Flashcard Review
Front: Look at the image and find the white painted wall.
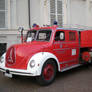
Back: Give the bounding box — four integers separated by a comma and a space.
16, 0, 29, 29
10, 0, 17, 29
30, 0, 50, 27
86, 0, 92, 26
6, 0, 92, 29
62, 0, 92, 27
30, 0, 41, 26
10, 0, 29, 29
67, 0, 87, 26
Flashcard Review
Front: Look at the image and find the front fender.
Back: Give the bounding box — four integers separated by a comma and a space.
27, 52, 60, 76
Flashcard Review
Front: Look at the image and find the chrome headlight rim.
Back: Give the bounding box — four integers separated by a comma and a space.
30, 60, 35, 68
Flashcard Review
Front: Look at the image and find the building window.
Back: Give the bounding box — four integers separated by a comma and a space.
50, 0, 62, 26
0, 0, 7, 28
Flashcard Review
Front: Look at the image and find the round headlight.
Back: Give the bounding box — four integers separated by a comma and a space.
30, 60, 35, 68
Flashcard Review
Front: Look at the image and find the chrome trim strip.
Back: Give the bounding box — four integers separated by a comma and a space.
53, 47, 80, 51
53, 48, 70, 51
54, 41, 79, 44
59, 59, 77, 64
61, 64, 81, 72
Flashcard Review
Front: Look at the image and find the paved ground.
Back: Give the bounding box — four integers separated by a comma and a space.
0, 64, 92, 92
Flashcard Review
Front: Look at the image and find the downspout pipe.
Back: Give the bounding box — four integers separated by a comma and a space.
28, 0, 31, 28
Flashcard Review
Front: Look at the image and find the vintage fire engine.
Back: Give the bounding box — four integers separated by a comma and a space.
0, 24, 92, 85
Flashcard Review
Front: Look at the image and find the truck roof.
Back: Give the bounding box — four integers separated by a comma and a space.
38, 26, 84, 31
30, 25, 92, 32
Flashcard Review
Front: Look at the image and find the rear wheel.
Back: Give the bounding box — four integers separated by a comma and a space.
82, 51, 91, 63
36, 60, 57, 86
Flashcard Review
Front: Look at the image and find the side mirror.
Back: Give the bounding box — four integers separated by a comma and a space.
18, 27, 24, 43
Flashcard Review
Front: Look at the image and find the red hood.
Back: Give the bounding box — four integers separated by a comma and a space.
5, 41, 50, 69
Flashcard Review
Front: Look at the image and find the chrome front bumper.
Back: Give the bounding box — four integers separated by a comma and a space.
0, 68, 35, 77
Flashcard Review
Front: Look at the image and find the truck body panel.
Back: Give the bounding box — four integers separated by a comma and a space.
80, 30, 92, 47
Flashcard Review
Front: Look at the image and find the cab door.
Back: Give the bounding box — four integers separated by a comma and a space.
53, 30, 80, 70
53, 30, 68, 63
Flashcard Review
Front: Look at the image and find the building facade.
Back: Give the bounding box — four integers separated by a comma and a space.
0, 0, 92, 56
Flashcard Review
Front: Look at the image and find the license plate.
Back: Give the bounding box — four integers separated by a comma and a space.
4, 73, 12, 78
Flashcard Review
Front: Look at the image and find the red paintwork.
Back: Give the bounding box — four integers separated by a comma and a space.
6, 47, 16, 65
82, 52, 90, 62
5, 25, 92, 71
80, 30, 92, 47
29, 25, 40, 31
6, 41, 51, 69
52, 29, 80, 69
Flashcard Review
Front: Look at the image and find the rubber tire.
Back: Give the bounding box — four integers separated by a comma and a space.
36, 60, 57, 86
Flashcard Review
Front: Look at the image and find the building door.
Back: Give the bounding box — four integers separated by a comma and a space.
0, 43, 7, 56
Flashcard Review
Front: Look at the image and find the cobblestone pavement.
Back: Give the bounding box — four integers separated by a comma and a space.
0, 65, 92, 92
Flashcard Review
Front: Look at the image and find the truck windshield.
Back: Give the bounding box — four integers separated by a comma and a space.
26, 30, 37, 42
36, 30, 52, 41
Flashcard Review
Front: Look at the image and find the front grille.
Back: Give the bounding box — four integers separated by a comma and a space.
6, 47, 16, 65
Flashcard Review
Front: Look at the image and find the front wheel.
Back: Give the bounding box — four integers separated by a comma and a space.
36, 60, 57, 86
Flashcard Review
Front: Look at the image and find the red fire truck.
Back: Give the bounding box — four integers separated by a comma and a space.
0, 24, 92, 85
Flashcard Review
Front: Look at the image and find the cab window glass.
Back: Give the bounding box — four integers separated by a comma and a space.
26, 30, 37, 42
55, 31, 65, 41
69, 32, 76, 41
36, 30, 52, 41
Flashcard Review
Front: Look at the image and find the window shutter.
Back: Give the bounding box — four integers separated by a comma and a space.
50, 0, 55, 14
57, 0, 62, 25
50, 0, 56, 25
50, 0, 62, 26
